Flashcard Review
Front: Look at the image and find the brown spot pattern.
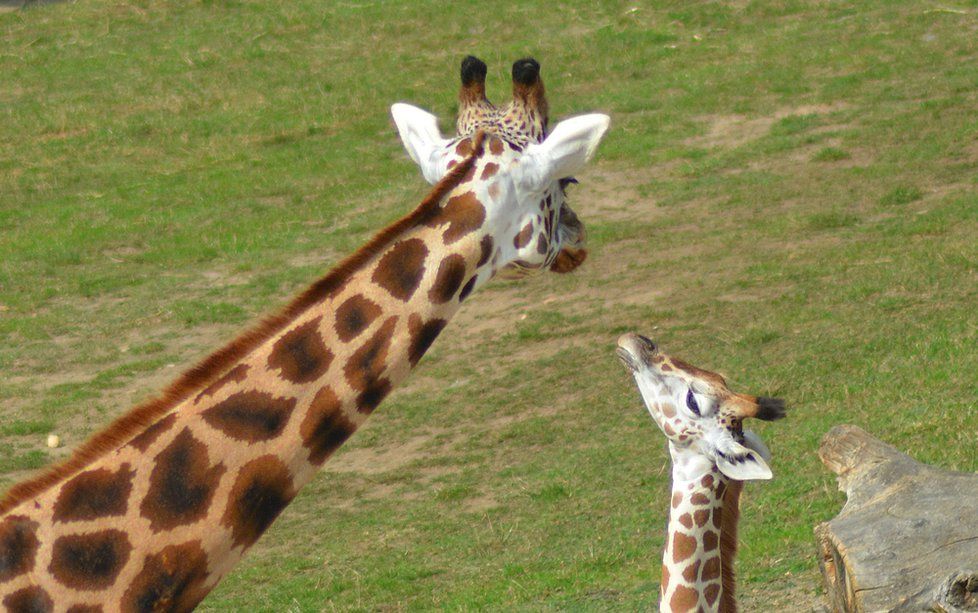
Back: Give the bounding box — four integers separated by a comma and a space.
678, 514, 693, 530
372, 238, 428, 301
704, 582, 721, 605
344, 316, 396, 392
121, 540, 210, 613
300, 387, 356, 465
489, 138, 504, 155
3, 586, 53, 613
513, 222, 534, 249
66, 606, 101, 613
203, 391, 297, 443
455, 138, 473, 156
194, 364, 250, 403
671, 492, 683, 509
334, 294, 381, 342
425, 192, 485, 244
682, 559, 701, 583
536, 234, 548, 255
480, 162, 499, 180
458, 276, 478, 302
702, 555, 721, 580
672, 532, 697, 564
221, 455, 296, 549
141, 428, 226, 532
53, 464, 135, 523
690, 493, 710, 506
477, 235, 494, 267
407, 315, 448, 366
703, 530, 719, 552
694, 509, 710, 527
128, 413, 178, 452
356, 379, 391, 414
49, 529, 131, 590
429, 254, 467, 304
0, 515, 39, 582
669, 585, 699, 612
661, 403, 677, 418
267, 317, 332, 384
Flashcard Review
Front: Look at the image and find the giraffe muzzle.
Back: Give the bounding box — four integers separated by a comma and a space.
549, 203, 588, 273
616, 333, 658, 372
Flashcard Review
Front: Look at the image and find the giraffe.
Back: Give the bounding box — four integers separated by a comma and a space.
616, 333, 786, 613
0, 57, 609, 611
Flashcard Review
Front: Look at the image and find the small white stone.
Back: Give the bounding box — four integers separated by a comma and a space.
46, 434, 61, 449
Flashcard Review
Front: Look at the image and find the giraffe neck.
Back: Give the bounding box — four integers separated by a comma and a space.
660, 447, 734, 613
0, 141, 507, 609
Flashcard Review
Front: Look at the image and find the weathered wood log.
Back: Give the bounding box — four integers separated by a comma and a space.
816, 424, 978, 612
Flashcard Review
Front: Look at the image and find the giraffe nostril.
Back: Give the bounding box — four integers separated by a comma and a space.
636, 335, 657, 354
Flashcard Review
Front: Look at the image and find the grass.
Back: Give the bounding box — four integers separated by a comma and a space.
2, 0, 977, 610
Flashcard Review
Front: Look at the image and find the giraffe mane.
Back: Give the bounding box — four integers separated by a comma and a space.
0, 131, 488, 516
719, 479, 744, 613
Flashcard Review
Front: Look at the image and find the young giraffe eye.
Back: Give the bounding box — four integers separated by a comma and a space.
686, 389, 701, 416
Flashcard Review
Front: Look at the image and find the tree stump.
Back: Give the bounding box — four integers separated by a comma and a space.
816, 424, 978, 612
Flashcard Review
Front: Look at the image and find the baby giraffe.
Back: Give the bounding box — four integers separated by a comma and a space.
616, 333, 786, 613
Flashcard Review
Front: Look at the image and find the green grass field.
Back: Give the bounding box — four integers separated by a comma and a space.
2, 1, 976, 610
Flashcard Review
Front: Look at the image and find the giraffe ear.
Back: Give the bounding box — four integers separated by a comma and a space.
714, 437, 773, 481
741, 429, 772, 463
391, 103, 453, 185
516, 114, 610, 192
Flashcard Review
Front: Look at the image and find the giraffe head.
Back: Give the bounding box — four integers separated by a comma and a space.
616, 333, 786, 481
391, 56, 607, 279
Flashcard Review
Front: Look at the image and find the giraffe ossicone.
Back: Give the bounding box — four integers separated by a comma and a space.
617, 333, 786, 613
0, 57, 608, 610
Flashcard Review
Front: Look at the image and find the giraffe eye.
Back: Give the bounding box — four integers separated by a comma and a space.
686, 389, 701, 416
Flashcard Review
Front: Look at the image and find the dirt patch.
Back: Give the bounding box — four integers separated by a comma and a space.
571, 163, 661, 222
325, 428, 454, 475
100, 245, 146, 262
460, 493, 498, 512
688, 103, 852, 150
740, 571, 827, 612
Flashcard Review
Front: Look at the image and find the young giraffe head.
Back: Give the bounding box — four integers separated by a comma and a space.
618, 334, 786, 612
616, 333, 786, 482
393, 56, 605, 280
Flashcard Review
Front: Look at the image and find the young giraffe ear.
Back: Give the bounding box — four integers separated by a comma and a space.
714, 437, 773, 481
391, 103, 453, 185
515, 114, 610, 192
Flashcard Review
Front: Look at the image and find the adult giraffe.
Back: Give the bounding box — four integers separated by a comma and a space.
0, 57, 609, 611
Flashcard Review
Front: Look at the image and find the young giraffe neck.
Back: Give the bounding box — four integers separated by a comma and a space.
661, 446, 741, 613
0, 135, 511, 610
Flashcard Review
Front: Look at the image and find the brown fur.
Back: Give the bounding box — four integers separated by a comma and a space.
511, 80, 548, 131
719, 479, 743, 613
0, 131, 488, 516
459, 81, 487, 104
